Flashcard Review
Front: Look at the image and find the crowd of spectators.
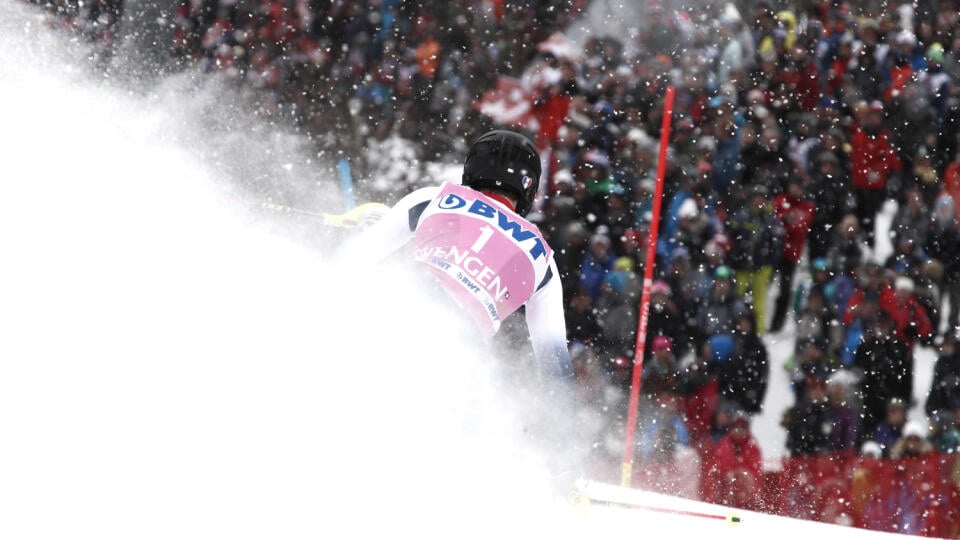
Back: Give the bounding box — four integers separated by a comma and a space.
487, 0, 960, 500
531, 0, 960, 475
30, 0, 960, 515
166, 0, 589, 189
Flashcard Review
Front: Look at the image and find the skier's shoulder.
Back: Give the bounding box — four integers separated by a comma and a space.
393, 184, 445, 231
397, 184, 443, 208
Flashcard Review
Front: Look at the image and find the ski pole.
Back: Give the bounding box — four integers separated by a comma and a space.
261, 201, 388, 228
573, 494, 742, 524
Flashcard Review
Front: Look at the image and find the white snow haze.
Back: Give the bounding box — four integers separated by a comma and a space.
0, 2, 571, 538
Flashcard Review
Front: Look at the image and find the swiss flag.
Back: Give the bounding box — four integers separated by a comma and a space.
475, 77, 537, 131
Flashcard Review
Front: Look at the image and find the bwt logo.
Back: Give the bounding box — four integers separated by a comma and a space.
435, 192, 546, 260
438, 194, 467, 210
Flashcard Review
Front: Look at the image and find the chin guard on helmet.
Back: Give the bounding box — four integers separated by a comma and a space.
462, 130, 541, 217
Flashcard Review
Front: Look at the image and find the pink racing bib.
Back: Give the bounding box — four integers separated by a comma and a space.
412, 183, 553, 337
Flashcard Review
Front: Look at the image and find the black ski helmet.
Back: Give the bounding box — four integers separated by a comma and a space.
462, 130, 541, 217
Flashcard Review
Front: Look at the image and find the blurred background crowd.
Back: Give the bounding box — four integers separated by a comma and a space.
26, 0, 960, 531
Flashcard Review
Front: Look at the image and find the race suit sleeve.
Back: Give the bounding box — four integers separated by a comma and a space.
335, 187, 438, 265
524, 255, 574, 383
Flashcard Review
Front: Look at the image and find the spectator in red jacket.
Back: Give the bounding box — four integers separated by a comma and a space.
849, 101, 903, 249
770, 176, 815, 332
880, 276, 935, 349
707, 413, 764, 510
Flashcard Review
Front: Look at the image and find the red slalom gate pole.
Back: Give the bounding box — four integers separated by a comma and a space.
620, 85, 676, 488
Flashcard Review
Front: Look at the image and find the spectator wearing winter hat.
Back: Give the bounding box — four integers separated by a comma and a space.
889, 420, 934, 459
636, 392, 691, 466
740, 125, 791, 189
706, 412, 763, 511
630, 176, 656, 230
929, 409, 960, 453
641, 336, 680, 399
826, 376, 861, 453
871, 396, 910, 455
580, 231, 616, 303
880, 275, 934, 349
646, 280, 688, 360
793, 257, 837, 319
916, 42, 953, 123
888, 80, 937, 174
716, 309, 769, 415
843, 261, 890, 326
848, 100, 902, 250
554, 221, 590, 295
770, 176, 815, 332
784, 335, 829, 403
784, 373, 834, 456
725, 184, 783, 333
565, 288, 602, 349
658, 176, 700, 256
543, 168, 578, 222
703, 98, 744, 205
694, 265, 749, 350
660, 195, 718, 270
618, 227, 649, 275
883, 30, 920, 103
679, 342, 720, 449
883, 230, 929, 289
664, 245, 695, 296
794, 286, 842, 363
889, 186, 930, 252
595, 262, 640, 363
827, 213, 870, 278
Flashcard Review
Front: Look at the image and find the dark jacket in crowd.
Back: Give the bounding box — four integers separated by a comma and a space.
715, 327, 769, 414
925, 346, 960, 417
926, 214, 960, 284
785, 396, 833, 456
853, 324, 912, 438
726, 196, 783, 271
694, 283, 748, 346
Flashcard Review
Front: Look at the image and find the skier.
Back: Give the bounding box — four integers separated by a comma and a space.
340, 130, 573, 384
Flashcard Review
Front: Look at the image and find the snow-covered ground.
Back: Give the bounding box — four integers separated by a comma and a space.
0, 1, 933, 538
